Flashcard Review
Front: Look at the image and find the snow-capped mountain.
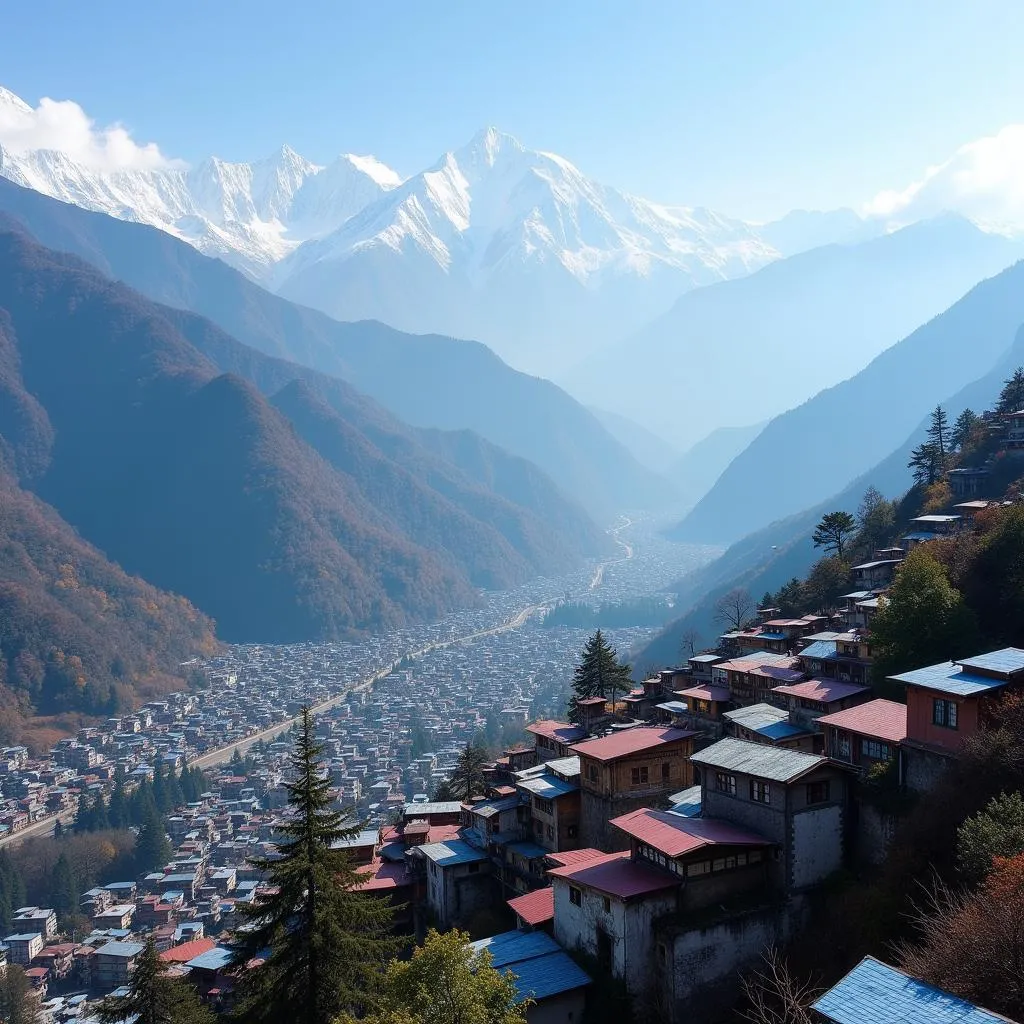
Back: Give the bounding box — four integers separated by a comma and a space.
0, 86, 786, 373
273, 128, 780, 371
0, 86, 401, 277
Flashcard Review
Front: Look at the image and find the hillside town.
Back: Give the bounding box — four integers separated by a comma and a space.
4, 403, 1024, 1024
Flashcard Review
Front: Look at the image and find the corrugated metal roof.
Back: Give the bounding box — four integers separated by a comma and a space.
546, 755, 581, 778
889, 661, 1007, 697
547, 852, 679, 899
656, 701, 691, 714
610, 808, 771, 857
95, 941, 145, 959
724, 703, 789, 729
470, 929, 560, 968
817, 699, 908, 744
674, 685, 732, 702
772, 679, 870, 702
505, 951, 592, 1001
518, 775, 578, 799
526, 721, 587, 744
507, 887, 555, 925
957, 648, 1024, 677
401, 801, 462, 815
813, 955, 1009, 1024
417, 840, 488, 867
799, 640, 837, 660
572, 726, 695, 762
691, 738, 826, 782
471, 795, 523, 818
668, 785, 702, 817
544, 848, 606, 868
185, 946, 234, 971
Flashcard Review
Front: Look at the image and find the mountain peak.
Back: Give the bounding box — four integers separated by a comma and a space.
339, 153, 402, 189
0, 87, 31, 116
461, 126, 525, 167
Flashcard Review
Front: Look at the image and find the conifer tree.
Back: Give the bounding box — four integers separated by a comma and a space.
97, 937, 214, 1024
52, 852, 79, 923
231, 707, 399, 1024
91, 792, 110, 832
998, 367, 1024, 414
74, 792, 94, 834
446, 743, 489, 801
135, 804, 172, 873
166, 768, 185, 811
952, 408, 979, 450
109, 767, 129, 830
0, 964, 40, 1024
153, 760, 169, 815
567, 630, 632, 725
0, 850, 25, 933
812, 510, 857, 559
927, 405, 949, 458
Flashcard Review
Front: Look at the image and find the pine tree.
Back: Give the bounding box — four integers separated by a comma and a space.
91, 792, 110, 832
166, 768, 185, 811
952, 408, 979, 450
0, 850, 24, 933
909, 442, 942, 486
97, 937, 214, 1024
812, 510, 857, 559
74, 792, 94, 834
135, 804, 172, 874
153, 760, 169, 815
0, 964, 40, 1024
446, 743, 489, 801
231, 707, 400, 1024
998, 367, 1024, 414
52, 852, 79, 923
109, 768, 129, 830
567, 630, 632, 726
927, 405, 949, 458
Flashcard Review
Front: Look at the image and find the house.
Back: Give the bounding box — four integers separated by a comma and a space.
691, 738, 850, 891
549, 848, 679, 996
712, 654, 804, 706
94, 904, 136, 930
92, 940, 144, 991
416, 839, 491, 929
890, 648, 1024, 789
902, 513, 962, 548
399, 800, 462, 826
723, 704, 816, 751
770, 678, 871, 730
813, 955, 1010, 1024
3, 933, 44, 965
526, 722, 587, 761
673, 684, 732, 727
947, 466, 991, 499
515, 757, 581, 853
850, 559, 902, 589
795, 635, 873, 687
470, 931, 591, 1024
12, 907, 57, 939
817, 698, 908, 770
572, 727, 698, 850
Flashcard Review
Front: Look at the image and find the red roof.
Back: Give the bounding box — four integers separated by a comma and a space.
572, 727, 696, 762
161, 938, 216, 963
507, 886, 555, 925
816, 698, 908, 744
380, 823, 460, 845
772, 679, 870, 702
675, 685, 731, 702
355, 858, 412, 892
526, 720, 587, 744
544, 848, 607, 868
610, 809, 771, 857
548, 851, 678, 899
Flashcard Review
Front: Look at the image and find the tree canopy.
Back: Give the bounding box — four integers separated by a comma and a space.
812, 511, 857, 559
567, 630, 632, 725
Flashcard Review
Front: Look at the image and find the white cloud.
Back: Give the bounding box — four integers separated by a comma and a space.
0, 87, 180, 172
864, 124, 1024, 234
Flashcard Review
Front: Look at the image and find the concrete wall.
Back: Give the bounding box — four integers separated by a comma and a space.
526, 990, 587, 1024
791, 805, 842, 889
579, 790, 671, 851
903, 742, 955, 794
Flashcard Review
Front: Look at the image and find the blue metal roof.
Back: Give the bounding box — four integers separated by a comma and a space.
505, 841, 549, 860
799, 640, 837, 660
505, 951, 592, 1001
95, 941, 145, 958
470, 929, 560, 968
185, 946, 235, 971
813, 956, 1008, 1024
656, 701, 690, 714
517, 775, 578, 799
957, 648, 1024, 677
668, 785, 702, 817
418, 840, 488, 867
889, 661, 1007, 696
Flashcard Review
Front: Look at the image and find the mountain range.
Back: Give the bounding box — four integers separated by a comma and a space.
0, 175, 668, 520
565, 216, 1023, 443
0, 226, 610, 654
0, 87, 780, 376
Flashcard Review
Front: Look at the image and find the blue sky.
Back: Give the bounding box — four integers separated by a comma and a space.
3, 0, 1024, 219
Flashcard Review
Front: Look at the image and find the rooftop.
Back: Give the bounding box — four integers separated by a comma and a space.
159, 938, 216, 963
469, 931, 590, 1002
675, 685, 732, 702
517, 774, 578, 799
889, 661, 1010, 697
724, 703, 812, 741
956, 647, 1024, 678
526, 721, 587, 745
507, 886, 555, 925
417, 840, 488, 867
816, 699, 908, 744
668, 785, 702, 817
572, 726, 696, 762
611, 808, 771, 858
813, 955, 1009, 1024
691, 738, 827, 783
547, 851, 678, 899
772, 679, 870, 703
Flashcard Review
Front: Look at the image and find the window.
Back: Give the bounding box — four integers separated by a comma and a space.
534, 796, 554, 816
631, 766, 649, 785
602, 897, 611, 913
662, 762, 671, 780
588, 764, 599, 782
748, 850, 763, 864
715, 772, 737, 795
806, 781, 831, 805
933, 699, 959, 729
567, 825, 578, 839
860, 739, 891, 761
546, 824, 554, 840
686, 860, 710, 877
750, 780, 771, 804
569, 886, 582, 906
467, 862, 480, 874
